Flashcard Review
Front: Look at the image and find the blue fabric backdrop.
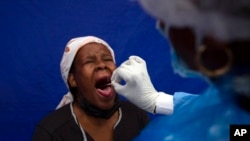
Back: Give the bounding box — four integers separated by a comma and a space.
0, 0, 208, 140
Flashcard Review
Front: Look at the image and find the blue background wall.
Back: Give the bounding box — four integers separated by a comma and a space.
0, 0, 208, 140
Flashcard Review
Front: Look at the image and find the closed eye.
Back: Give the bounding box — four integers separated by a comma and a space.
104, 58, 113, 62
102, 55, 113, 62
82, 56, 96, 65
82, 59, 95, 65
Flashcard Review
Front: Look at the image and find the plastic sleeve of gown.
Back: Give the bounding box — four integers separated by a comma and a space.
155, 92, 199, 115
133, 87, 250, 141
173, 91, 199, 110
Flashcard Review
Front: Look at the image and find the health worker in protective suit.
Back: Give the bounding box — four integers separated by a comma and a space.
111, 0, 250, 140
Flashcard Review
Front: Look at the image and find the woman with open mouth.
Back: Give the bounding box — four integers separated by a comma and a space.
32, 36, 150, 141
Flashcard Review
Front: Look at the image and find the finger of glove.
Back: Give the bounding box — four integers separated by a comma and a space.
111, 80, 127, 95
111, 67, 133, 84
128, 56, 147, 71
126, 58, 149, 80
119, 58, 133, 67
111, 69, 130, 96
119, 56, 144, 69
129, 55, 145, 64
111, 69, 121, 83
111, 70, 124, 89
119, 60, 140, 75
112, 82, 135, 102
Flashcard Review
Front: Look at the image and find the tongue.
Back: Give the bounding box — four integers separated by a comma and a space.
97, 86, 112, 97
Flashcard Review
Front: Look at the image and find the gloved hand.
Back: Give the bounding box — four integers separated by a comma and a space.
111, 55, 163, 113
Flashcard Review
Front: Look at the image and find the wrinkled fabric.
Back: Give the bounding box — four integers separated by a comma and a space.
134, 86, 250, 141
56, 92, 73, 109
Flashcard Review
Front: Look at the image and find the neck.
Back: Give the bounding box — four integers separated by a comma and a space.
73, 103, 119, 141
75, 95, 121, 119
73, 103, 119, 125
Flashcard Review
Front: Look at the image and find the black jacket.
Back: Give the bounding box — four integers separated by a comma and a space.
32, 101, 150, 141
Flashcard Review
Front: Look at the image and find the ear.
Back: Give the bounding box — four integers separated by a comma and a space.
68, 73, 77, 87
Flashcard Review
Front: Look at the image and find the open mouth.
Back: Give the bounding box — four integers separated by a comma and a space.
95, 77, 113, 97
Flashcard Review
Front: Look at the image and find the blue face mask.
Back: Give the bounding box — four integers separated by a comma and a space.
170, 45, 204, 78
156, 22, 204, 79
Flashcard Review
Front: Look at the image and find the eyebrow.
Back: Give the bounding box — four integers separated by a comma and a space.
102, 53, 112, 57
84, 55, 96, 59
80, 52, 112, 61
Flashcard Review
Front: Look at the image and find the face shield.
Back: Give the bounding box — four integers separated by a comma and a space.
139, 0, 250, 78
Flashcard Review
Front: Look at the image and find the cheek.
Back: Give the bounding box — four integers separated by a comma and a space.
109, 64, 116, 72
74, 69, 94, 99
169, 27, 197, 70
75, 68, 93, 85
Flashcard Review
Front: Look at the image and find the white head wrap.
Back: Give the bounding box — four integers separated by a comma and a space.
56, 36, 116, 109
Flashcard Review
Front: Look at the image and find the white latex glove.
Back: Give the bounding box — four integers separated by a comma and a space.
111, 56, 173, 114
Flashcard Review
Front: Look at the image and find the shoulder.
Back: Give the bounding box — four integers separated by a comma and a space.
120, 101, 149, 119
120, 101, 144, 112
36, 104, 74, 132
115, 100, 150, 139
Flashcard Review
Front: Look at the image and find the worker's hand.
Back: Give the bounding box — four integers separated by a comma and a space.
111, 55, 159, 113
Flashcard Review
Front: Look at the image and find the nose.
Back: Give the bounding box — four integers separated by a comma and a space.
96, 59, 107, 70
